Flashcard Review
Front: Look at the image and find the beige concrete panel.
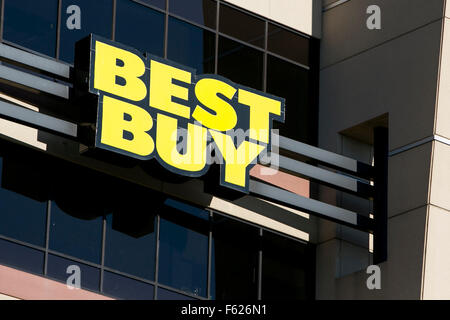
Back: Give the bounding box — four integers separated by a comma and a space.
0, 293, 19, 300
423, 205, 450, 299
430, 141, 450, 211
333, 206, 427, 299
388, 142, 432, 217
321, 0, 445, 68
319, 20, 441, 153
435, 18, 450, 140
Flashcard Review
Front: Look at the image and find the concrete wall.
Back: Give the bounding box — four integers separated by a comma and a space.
317, 0, 446, 299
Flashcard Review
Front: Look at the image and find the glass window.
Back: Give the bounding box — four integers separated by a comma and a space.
210, 214, 259, 300
219, 4, 264, 48
3, 0, 58, 57
268, 23, 309, 66
0, 239, 44, 275
103, 271, 154, 300
115, 0, 164, 56
267, 54, 316, 144
0, 157, 48, 247
59, 0, 113, 64
138, 0, 166, 10
49, 201, 103, 264
104, 210, 157, 281
47, 254, 101, 291
167, 17, 215, 74
218, 36, 263, 90
157, 287, 196, 300
158, 204, 209, 297
169, 0, 216, 29
261, 231, 314, 300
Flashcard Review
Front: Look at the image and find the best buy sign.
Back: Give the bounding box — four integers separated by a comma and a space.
84, 35, 285, 193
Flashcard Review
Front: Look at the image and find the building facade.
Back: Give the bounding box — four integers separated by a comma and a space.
0, 0, 448, 301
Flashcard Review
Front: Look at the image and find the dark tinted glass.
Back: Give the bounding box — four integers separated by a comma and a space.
59, 0, 113, 63
169, 0, 216, 29
219, 4, 264, 48
218, 36, 263, 90
157, 287, 196, 300
167, 17, 215, 74
115, 0, 164, 56
164, 198, 209, 221
139, 0, 166, 10
47, 254, 101, 291
261, 231, 314, 300
49, 201, 103, 264
105, 212, 157, 281
0, 239, 44, 275
267, 54, 315, 143
210, 215, 259, 300
103, 271, 154, 300
158, 204, 209, 297
3, 0, 58, 57
268, 23, 309, 66
0, 158, 47, 247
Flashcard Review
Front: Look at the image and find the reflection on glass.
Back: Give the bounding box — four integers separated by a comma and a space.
219, 4, 265, 48
105, 213, 156, 281
115, 0, 164, 56
0, 239, 44, 275
0, 158, 47, 247
169, 0, 216, 29
47, 254, 100, 291
3, 0, 58, 57
59, 0, 113, 63
267, 54, 315, 144
139, 0, 166, 10
218, 36, 263, 90
103, 271, 154, 300
49, 202, 103, 264
261, 231, 313, 300
267, 23, 309, 66
157, 287, 196, 300
158, 209, 208, 297
210, 215, 258, 300
168, 17, 215, 74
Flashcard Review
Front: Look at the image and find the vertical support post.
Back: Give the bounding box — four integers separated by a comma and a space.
373, 126, 388, 264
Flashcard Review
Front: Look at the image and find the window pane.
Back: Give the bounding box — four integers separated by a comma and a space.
167, 17, 215, 74
261, 231, 315, 300
268, 23, 309, 66
47, 254, 100, 291
218, 36, 263, 90
0, 239, 44, 275
115, 0, 164, 56
103, 271, 154, 300
105, 210, 157, 281
59, 0, 113, 63
169, 0, 216, 29
158, 204, 209, 298
267, 54, 316, 144
49, 201, 103, 264
210, 215, 259, 300
138, 0, 165, 10
3, 0, 58, 57
0, 157, 47, 247
157, 287, 196, 300
219, 4, 264, 48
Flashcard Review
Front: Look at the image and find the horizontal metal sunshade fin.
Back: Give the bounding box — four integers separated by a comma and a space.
0, 43, 70, 79
0, 64, 69, 99
0, 99, 77, 137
